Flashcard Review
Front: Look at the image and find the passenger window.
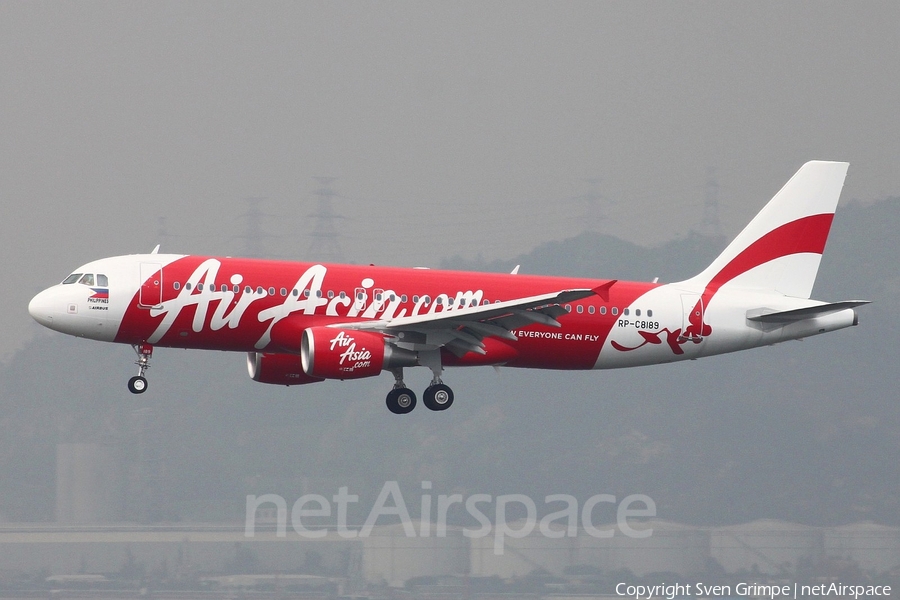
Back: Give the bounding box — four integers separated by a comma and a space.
292, 289, 299, 297
623, 308, 629, 316
256, 286, 264, 295
97, 274, 109, 287
78, 274, 95, 286
222, 284, 229, 292
185, 283, 192, 291
340, 291, 347, 299
328, 290, 335, 299
612, 307, 619, 315
600, 306, 607, 315
63, 274, 82, 284
635, 309, 641, 316
647, 309, 653, 317
280, 288, 287, 297
268, 287, 276, 296
588, 305, 595, 314
565, 304, 572, 312
174, 282, 181, 291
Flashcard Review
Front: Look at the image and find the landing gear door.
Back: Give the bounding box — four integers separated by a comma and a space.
680, 293, 704, 341
139, 263, 163, 308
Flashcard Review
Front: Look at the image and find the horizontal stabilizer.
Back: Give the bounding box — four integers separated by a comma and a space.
747, 300, 870, 323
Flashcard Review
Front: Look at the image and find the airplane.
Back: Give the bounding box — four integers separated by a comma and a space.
28, 161, 868, 414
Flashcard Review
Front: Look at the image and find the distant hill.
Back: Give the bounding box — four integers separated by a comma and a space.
441, 230, 727, 282
0, 199, 897, 527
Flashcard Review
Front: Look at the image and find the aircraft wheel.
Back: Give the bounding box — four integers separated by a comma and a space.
423, 383, 454, 411
386, 388, 416, 414
128, 376, 148, 394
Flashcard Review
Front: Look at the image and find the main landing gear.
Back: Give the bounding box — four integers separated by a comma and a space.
423, 382, 453, 412
385, 368, 455, 415
128, 343, 153, 394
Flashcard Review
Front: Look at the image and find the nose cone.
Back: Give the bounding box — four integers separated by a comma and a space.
28, 288, 56, 328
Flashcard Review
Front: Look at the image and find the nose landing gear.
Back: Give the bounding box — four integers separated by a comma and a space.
128, 344, 153, 394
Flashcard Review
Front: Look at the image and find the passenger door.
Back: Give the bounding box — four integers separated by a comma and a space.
139, 263, 163, 308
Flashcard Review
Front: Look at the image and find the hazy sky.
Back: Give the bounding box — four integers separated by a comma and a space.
5, 1, 900, 360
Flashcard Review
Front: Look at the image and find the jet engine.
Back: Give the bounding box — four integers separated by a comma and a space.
301, 327, 416, 380
247, 351, 324, 386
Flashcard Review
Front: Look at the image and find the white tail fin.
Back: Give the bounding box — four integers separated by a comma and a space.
678, 161, 849, 299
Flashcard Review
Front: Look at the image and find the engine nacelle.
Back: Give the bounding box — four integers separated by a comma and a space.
247, 352, 324, 386
301, 327, 415, 380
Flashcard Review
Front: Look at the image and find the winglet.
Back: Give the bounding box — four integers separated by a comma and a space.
510, 265, 520, 275
592, 280, 617, 302
151, 244, 161, 254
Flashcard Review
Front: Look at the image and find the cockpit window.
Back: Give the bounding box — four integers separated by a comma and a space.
62, 272, 107, 286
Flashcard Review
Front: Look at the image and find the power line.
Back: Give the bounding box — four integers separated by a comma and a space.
307, 177, 346, 263
239, 197, 268, 258
699, 167, 722, 237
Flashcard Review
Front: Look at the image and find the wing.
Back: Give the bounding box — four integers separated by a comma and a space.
330, 285, 612, 357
